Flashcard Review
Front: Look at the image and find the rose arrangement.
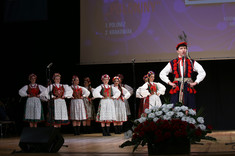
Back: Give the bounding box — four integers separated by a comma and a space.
120, 103, 216, 153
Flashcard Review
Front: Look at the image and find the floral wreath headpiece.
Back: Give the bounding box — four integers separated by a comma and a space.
112, 76, 120, 82
101, 74, 110, 80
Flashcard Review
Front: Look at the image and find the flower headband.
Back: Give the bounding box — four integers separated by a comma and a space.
112, 76, 120, 82
84, 77, 91, 83
101, 74, 110, 80
143, 74, 148, 81
147, 71, 155, 77
117, 74, 124, 80
52, 73, 61, 80
72, 75, 79, 81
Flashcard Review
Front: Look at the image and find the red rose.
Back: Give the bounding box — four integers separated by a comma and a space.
154, 129, 162, 137
164, 132, 171, 139
189, 124, 195, 129
150, 121, 157, 131
207, 125, 213, 130
195, 128, 202, 137
139, 131, 145, 137
174, 131, 182, 138
132, 134, 138, 140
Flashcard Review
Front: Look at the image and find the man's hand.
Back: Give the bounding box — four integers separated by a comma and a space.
168, 82, 177, 88
189, 82, 197, 88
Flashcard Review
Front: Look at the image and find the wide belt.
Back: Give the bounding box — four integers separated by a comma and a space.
174, 77, 193, 83
174, 77, 193, 104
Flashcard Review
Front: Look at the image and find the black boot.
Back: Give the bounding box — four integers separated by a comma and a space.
114, 126, 118, 134
73, 126, 77, 135
76, 126, 80, 135
83, 126, 87, 134
118, 125, 122, 134
87, 126, 91, 134
106, 126, 111, 136
102, 127, 107, 136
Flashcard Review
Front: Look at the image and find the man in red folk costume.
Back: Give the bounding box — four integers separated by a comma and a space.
159, 42, 206, 110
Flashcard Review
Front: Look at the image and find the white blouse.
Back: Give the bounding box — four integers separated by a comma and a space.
42, 84, 73, 99
85, 86, 94, 97
93, 84, 121, 99
136, 82, 166, 98
122, 84, 133, 95
19, 84, 46, 97
112, 85, 131, 100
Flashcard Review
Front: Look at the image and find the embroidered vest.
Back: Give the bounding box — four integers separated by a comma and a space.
148, 83, 158, 95
170, 58, 194, 79
52, 84, 65, 98
72, 86, 83, 99
100, 85, 113, 98
27, 84, 40, 97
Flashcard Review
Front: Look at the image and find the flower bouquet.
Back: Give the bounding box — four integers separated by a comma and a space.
120, 103, 216, 155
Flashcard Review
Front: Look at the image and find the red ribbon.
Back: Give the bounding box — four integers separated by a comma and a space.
103, 85, 110, 97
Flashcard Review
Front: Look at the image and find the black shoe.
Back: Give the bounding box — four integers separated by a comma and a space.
73, 127, 77, 135
106, 126, 111, 136
114, 126, 118, 134
118, 125, 122, 134
87, 126, 91, 134
83, 126, 88, 134
76, 126, 80, 135
102, 127, 107, 136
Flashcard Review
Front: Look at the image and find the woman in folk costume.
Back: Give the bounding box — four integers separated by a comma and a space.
93, 74, 121, 136
159, 42, 206, 110
137, 71, 166, 110
136, 74, 149, 118
112, 76, 130, 134
19, 73, 46, 127
117, 74, 133, 116
43, 73, 73, 128
70, 75, 90, 135
83, 77, 96, 134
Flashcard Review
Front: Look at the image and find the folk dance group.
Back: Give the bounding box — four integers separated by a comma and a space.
19, 42, 206, 136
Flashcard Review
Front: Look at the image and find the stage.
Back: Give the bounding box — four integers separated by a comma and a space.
1, 131, 235, 156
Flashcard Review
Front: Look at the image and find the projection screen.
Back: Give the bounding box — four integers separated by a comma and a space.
80, 0, 235, 65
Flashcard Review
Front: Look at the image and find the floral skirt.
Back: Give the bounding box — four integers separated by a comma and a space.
46, 98, 69, 126
113, 99, 127, 122
70, 99, 87, 120
96, 98, 116, 123
24, 97, 44, 122
124, 99, 131, 115
83, 98, 96, 120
